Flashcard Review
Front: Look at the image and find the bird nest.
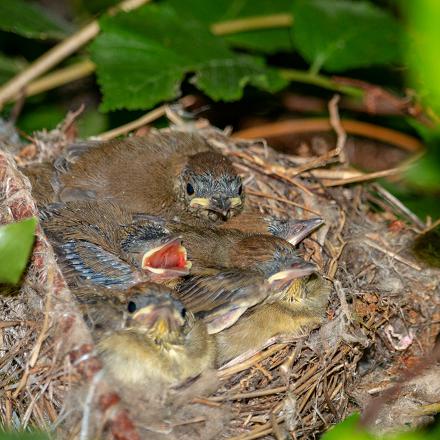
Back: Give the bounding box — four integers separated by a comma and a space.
1, 110, 439, 440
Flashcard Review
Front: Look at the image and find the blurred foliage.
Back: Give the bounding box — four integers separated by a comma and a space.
291, 0, 402, 72
0, 431, 48, 440
0, 53, 27, 84
90, 2, 287, 110
321, 413, 440, 440
0, 0, 71, 40
0, 217, 37, 285
403, 0, 440, 193
0, 0, 437, 221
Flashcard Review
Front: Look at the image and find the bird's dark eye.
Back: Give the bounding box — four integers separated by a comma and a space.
181, 307, 187, 318
127, 301, 137, 313
186, 183, 194, 195
238, 184, 243, 196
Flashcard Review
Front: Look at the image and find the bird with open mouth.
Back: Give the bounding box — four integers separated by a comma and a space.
42, 201, 320, 285
42, 202, 192, 289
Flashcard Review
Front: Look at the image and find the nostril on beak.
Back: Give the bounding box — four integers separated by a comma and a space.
211, 196, 231, 213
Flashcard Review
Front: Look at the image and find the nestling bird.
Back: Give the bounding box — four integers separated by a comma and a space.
42, 201, 317, 287
21, 162, 57, 206
219, 210, 323, 245
42, 202, 191, 288
54, 131, 245, 224
91, 285, 216, 387
175, 269, 278, 334
214, 274, 331, 364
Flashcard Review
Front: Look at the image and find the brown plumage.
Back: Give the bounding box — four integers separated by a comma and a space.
42, 202, 191, 288
21, 162, 56, 206
54, 131, 244, 224
215, 274, 331, 364
42, 201, 316, 284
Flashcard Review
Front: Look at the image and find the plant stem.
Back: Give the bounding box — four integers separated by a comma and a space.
211, 13, 293, 35
279, 68, 364, 98
24, 60, 96, 98
0, 0, 150, 109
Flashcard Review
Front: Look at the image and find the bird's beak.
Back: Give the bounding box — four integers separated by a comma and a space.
142, 236, 192, 279
189, 197, 210, 208
286, 218, 324, 245
133, 304, 184, 335
229, 197, 242, 208
267, 260, 316, 285
209, 196, 242, 218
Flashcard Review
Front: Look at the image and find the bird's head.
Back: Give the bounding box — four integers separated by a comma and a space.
177, 151, 244, 223
231, 235, 316, 292
126, 289, 188, 342
121, 223, 192, 281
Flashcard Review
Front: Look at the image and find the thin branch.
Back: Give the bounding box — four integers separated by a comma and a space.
212, 13, 293, 35
328, 95, 347, 160
97, 106, 166, 141
23, 60, 96, 98
233, 118, 424, 153
0, 0, 150, 108
96, 96, 196, 140
280, 68, 364, 98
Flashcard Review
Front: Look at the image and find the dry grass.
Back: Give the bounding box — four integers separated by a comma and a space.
1, 100, 439, 439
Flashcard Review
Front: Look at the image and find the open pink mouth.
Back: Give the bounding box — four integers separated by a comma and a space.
142, 238, 192, 277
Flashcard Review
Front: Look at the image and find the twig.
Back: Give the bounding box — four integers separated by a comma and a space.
0, 0, 150, 108
97, 106, 166, 140
96, 96, 196, 140
12, 269, 54, 399
328, 95, 347, 161
373, 184, 425, 230
245, 189, 321, 215
413, 402, 440, 416
79, 370, 104, 440
233, 118, 424, 153
318, 167, 403, 187
280, 69, 363, 98
218, 344, 286, 378
207, 386, 287, 402
22, 60, 96, 99
212, 13, 293, 35
363, 238, 422, 271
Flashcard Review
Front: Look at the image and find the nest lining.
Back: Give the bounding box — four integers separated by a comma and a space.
0, 118, 439, 439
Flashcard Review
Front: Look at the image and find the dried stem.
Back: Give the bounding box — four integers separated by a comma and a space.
0, 0, 150, 108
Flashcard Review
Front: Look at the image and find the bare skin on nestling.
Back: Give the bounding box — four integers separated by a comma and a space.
54, 131, 244, 225
92, 285, 216, 387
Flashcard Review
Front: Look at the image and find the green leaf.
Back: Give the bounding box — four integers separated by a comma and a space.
291, 0, 402, 72
0, 53, 27, 84
0, 218, 37, 285
405, 0, 440, 115
91, 4, 286, 111
321, 414, 375, 440
0, 430, 49, 440
167, 0, 293, 53
0, 0, 70, 40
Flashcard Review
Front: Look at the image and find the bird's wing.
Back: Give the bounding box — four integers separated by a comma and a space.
56, 240, 141, 289
53, 141, 103, 173
175, 270, 269, 334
